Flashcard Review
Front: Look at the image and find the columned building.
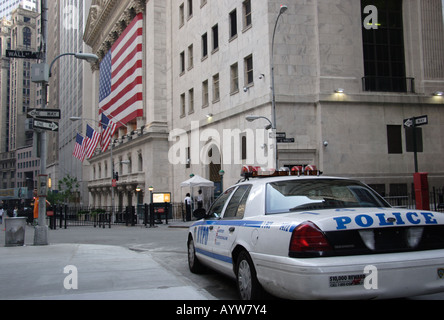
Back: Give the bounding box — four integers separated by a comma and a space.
83, 0, 444, 207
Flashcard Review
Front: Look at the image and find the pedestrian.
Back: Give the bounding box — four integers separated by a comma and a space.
197, 189, 204, 209
13, 207, 18, 217
184, 193, 191, 222
0, 207, 3, 224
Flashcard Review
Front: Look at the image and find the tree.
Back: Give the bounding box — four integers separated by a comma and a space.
49, 175, 80, 205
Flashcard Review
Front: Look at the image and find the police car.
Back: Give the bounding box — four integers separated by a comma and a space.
187, 166, 444, 300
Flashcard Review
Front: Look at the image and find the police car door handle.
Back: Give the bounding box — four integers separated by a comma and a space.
229, 227, 235, 233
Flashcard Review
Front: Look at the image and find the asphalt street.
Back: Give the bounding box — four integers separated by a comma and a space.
0, 221, 239, 300
1, 221, 443, 301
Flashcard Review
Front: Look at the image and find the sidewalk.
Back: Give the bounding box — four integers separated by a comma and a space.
0, 221, 211, 300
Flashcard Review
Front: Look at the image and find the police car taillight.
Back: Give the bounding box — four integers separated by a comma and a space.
289, 222, 332, 257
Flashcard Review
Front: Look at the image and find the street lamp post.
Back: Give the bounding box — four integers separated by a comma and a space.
270, 4, 288, 169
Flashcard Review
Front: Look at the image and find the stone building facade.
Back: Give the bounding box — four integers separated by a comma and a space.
83, 0, 444, 207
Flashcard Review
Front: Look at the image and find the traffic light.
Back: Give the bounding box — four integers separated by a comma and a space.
114, 172, 119, 181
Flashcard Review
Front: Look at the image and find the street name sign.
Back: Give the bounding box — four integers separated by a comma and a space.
33, 119, 59, 132
277, 138, 295, 143
6, 50, 41, 59
28, 108, 61, 120
403, 115, 428, 128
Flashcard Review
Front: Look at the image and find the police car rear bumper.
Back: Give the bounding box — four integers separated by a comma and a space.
252, 249, 444, 300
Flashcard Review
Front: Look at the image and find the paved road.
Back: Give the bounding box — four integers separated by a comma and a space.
1, 222, 443, 301
0, 222, 239, 300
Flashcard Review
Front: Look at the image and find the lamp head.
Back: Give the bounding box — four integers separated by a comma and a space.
246, 115, 260, 122
279, 5, 288, 14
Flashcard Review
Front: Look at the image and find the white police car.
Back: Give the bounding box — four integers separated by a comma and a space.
187, 167, 444, 300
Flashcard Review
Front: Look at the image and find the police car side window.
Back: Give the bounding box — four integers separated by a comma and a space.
207, 187, 235, 219
223, 185, 252, 219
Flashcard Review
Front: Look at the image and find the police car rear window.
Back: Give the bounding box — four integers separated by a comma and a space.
265, 179, 390, 215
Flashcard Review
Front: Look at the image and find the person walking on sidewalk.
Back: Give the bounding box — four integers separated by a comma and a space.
184, 193, 191, 222
0, 207, 4, 224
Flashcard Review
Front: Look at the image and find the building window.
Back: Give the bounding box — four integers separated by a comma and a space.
212, 24, 219, 52
244, 55, 254, 86
241, 135, 247, 160
230, 62, 239, 94
179, 3, 185, 27
23, 27, 31, 47
188, 88, 194, 114
202, 33, 208, 58
180, 51, 185, 74
188, 44, 194, 70
180, 93, 186, 117
188, 0, 193, 18
387, 125, 403, 154
243, 0, 252, 30
212, 73, 220, 102
361, 0, 408, 92
229, 9, 238, 39
202, 80, 209, 107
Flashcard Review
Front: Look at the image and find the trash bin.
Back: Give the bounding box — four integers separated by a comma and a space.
5, 217, 27, 247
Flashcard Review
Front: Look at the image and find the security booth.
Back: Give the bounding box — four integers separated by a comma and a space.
152, 192, 172, 224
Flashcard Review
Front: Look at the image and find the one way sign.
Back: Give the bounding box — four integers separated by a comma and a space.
33, 119, 59, 132
403, 115, 428, 128
27, 108, 61, 119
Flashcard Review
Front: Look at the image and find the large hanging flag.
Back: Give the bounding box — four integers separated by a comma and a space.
84, 124, 100, 159
73, 133, 85, 162
98, 12, 143, 128
100, 113, 117, 153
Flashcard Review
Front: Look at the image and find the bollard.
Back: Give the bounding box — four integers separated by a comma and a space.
5, 217, 27, 247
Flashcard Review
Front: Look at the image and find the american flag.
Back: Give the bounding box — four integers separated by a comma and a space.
99, 12, 143, 128
73, 133, 85, 162
84, 124, 100, 159
100, 113, 117, 152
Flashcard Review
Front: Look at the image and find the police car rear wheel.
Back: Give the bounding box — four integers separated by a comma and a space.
188, 238, 205, 274
236, 251, 263, 300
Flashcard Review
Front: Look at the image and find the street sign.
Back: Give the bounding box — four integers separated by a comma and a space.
33, 119, 59, 132
6, 50, 41, 59
276, 132, 287, 139
403, 115, 428, 128
27, 108, 61, 119
277, 138, 295, 143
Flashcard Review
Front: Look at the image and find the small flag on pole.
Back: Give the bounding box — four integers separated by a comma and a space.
73, 133, 85, 162
100, 113, 117, 152
84, 124, 100, 159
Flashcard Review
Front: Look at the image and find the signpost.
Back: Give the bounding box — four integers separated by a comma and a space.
6, 50, 41, 59
27, 108, 61, 120
403, 115, 428, 173
403, 115, 428, 129
277, 138, 295, 144
33, 119, 59, 132
274, 132, 295, 144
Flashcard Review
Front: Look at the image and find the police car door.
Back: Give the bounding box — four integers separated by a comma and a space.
212, 185, 252, 272
194, 187, 235, 266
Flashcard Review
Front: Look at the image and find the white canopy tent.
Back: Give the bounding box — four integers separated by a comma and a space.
180, 175, 215, 213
